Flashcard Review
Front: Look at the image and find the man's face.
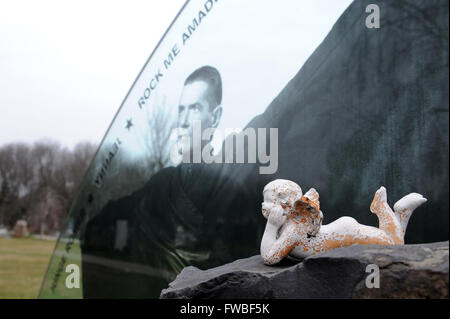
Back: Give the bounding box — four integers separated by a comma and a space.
178, 81, 220, 158
178, 80, 215, 136
173, 78, 222, 163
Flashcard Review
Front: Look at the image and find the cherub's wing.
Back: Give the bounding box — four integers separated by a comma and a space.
303, 188, 320, 210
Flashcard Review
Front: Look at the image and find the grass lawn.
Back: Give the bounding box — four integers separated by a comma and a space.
0, 237, 56, 299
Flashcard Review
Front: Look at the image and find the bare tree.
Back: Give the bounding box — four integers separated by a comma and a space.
143, 96, 176, 172
0, 140, 97, 233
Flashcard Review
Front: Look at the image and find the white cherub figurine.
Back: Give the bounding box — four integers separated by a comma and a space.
260, 179, 427, 265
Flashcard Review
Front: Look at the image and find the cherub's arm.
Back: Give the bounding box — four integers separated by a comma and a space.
260, 206, 297, 265
261, 222, 298, 265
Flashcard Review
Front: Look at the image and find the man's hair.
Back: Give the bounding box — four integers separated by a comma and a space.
184, 65, 222, 109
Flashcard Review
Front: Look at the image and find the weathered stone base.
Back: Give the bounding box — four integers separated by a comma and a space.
160, 241, 449, 299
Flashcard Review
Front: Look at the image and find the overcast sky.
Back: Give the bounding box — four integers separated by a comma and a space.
0, 0, 352, 149
0, 0, 185, 148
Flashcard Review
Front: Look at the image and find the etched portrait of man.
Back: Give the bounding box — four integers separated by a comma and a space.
81, 65, 263, 298
175, 65, 223, 161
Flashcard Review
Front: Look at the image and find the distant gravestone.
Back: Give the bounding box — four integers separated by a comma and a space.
13, 220, 29, 238
0, 226, 9, 238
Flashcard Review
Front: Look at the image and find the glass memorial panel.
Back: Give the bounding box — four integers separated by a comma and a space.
39, 0, 449, 298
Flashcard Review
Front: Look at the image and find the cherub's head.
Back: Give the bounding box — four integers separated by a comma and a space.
262, 179, 324, 237
262, 179, 302, 219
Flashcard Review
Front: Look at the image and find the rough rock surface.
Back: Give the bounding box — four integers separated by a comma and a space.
160, 241, 449, 299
